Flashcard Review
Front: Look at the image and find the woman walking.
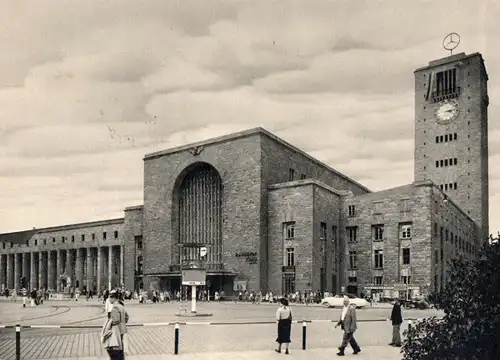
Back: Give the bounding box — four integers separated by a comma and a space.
275, 298, 292, 354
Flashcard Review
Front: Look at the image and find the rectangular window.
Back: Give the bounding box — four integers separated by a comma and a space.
92, 233, 96, 240
137, 256, 143, 274
372, 225, 384, 241
347, 227, 358, 243
286, 247, 295, 267
400, 224, 412, 239
26, 240, 29, 246
320, 222, 327, 240
284, 222, 295, 239
103, 232, 107, 240
288, 168, 295, 181
373, 201, 383, 215
402, 248, 410, 265
300, 174, 306, 180
454, 158, 458, 165
401, 276, 411, 284
81, 234, 85, 242
399, 199, 410, 213
114, 230, 119, 239
61, 237, 65, 244
34, 239, 38, 246
435, 136, 439, 143
436, 68, 458, 97
135, 235, 143, 250
71, 235, 75, 242
454, 133, 457, 140
43, 239, 47, 245
374, 249, 384, 269
348, 205, 356, 217
349, 250, 357, 270
374, 276, 383, 285
331, 226, 338, 243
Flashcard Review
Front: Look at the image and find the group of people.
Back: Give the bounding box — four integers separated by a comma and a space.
274, 296, 404, 356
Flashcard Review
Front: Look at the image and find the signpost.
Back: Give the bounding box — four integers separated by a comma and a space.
181, 246, 207, 314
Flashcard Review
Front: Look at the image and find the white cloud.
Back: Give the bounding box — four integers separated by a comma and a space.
0, 0, 499, 234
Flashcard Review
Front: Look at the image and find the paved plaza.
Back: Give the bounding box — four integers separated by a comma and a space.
0, 299, 442, 360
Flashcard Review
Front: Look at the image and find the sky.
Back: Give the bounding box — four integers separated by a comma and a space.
0, 0, 499, 235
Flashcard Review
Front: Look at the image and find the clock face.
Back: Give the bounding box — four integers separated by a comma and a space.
435, 99, 459, 124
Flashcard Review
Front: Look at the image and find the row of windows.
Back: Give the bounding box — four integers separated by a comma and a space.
347, 224, 411, 243
1, 230, 119, 250
349, 275, 411, 285
435, 158, 458, 168
348, 248, 411, 270
435, 133, 458, 143
439, 183, 458, 191
288, 168, 307, 181
347, 199, 410, 217
433, 223, 476, 255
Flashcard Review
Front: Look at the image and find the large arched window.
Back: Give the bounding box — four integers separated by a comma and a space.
178, 163, 223, 265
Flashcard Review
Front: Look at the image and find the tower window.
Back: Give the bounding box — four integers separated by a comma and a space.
440, 160, 444, 167
454, 182, 457, 190
444, 159, 448, 166
440, 135, 444, 142
445, 134, 448, 142
435, 161, 439, 168
454, 133, 457, 140
435, 136, 439, 143
454, 158, 458, 165
435, 68, 458, 97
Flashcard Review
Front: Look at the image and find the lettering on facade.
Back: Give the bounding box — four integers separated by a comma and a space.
235, 251, 257, 264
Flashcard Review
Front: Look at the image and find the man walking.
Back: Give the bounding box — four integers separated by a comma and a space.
335, 296, 361, 356
389, 299, 403, 347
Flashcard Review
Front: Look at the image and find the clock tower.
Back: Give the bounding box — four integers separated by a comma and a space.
414, 52, 489, 243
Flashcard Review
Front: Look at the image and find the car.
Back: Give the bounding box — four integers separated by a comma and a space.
321, 294, 370, 309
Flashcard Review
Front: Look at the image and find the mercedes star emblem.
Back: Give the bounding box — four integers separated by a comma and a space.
443, 32, 460, 55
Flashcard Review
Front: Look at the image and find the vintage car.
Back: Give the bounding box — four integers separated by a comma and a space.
321, 294, 370, 308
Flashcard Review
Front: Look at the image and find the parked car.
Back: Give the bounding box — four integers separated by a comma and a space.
321, 294, 370, 308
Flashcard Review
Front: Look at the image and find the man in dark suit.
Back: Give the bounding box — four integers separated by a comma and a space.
335, 296, 361, 356
389, 299, 403, 347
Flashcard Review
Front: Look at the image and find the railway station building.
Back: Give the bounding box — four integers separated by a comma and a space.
0, 51, 489, 299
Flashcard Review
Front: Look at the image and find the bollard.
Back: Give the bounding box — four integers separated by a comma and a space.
16, 324, 21, 360
302, 321, 307, 350
174, 322, 180, 355
408, 319, 412, 331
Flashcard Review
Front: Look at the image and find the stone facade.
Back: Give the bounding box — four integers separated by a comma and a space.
414, 52, 489, 242
0, 219, 125, 294
0, 52, 489, 299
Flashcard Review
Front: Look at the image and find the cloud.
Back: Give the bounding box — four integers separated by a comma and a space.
0, 0, 499, 235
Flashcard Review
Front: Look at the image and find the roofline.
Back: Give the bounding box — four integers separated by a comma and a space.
0, 217, 125, 237
268, 179, 351, 197
414, 52, 487, 79
125, 205, 143, 212
144, 127, 371, 193
413, 180, 475, 224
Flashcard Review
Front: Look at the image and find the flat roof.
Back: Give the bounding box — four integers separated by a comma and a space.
144, 127, 371, 193
0, 218, 125, 243
414, 52, 488, 79
269, 179, 351, 196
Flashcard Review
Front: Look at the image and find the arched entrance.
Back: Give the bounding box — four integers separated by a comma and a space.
168, 162, 231, 295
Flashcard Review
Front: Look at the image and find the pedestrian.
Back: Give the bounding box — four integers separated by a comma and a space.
389, 299, 403, 347
275, 298, 292, 354
335, 296, 361, 356
102, 290, 129, 360
105, 291, 114, 319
